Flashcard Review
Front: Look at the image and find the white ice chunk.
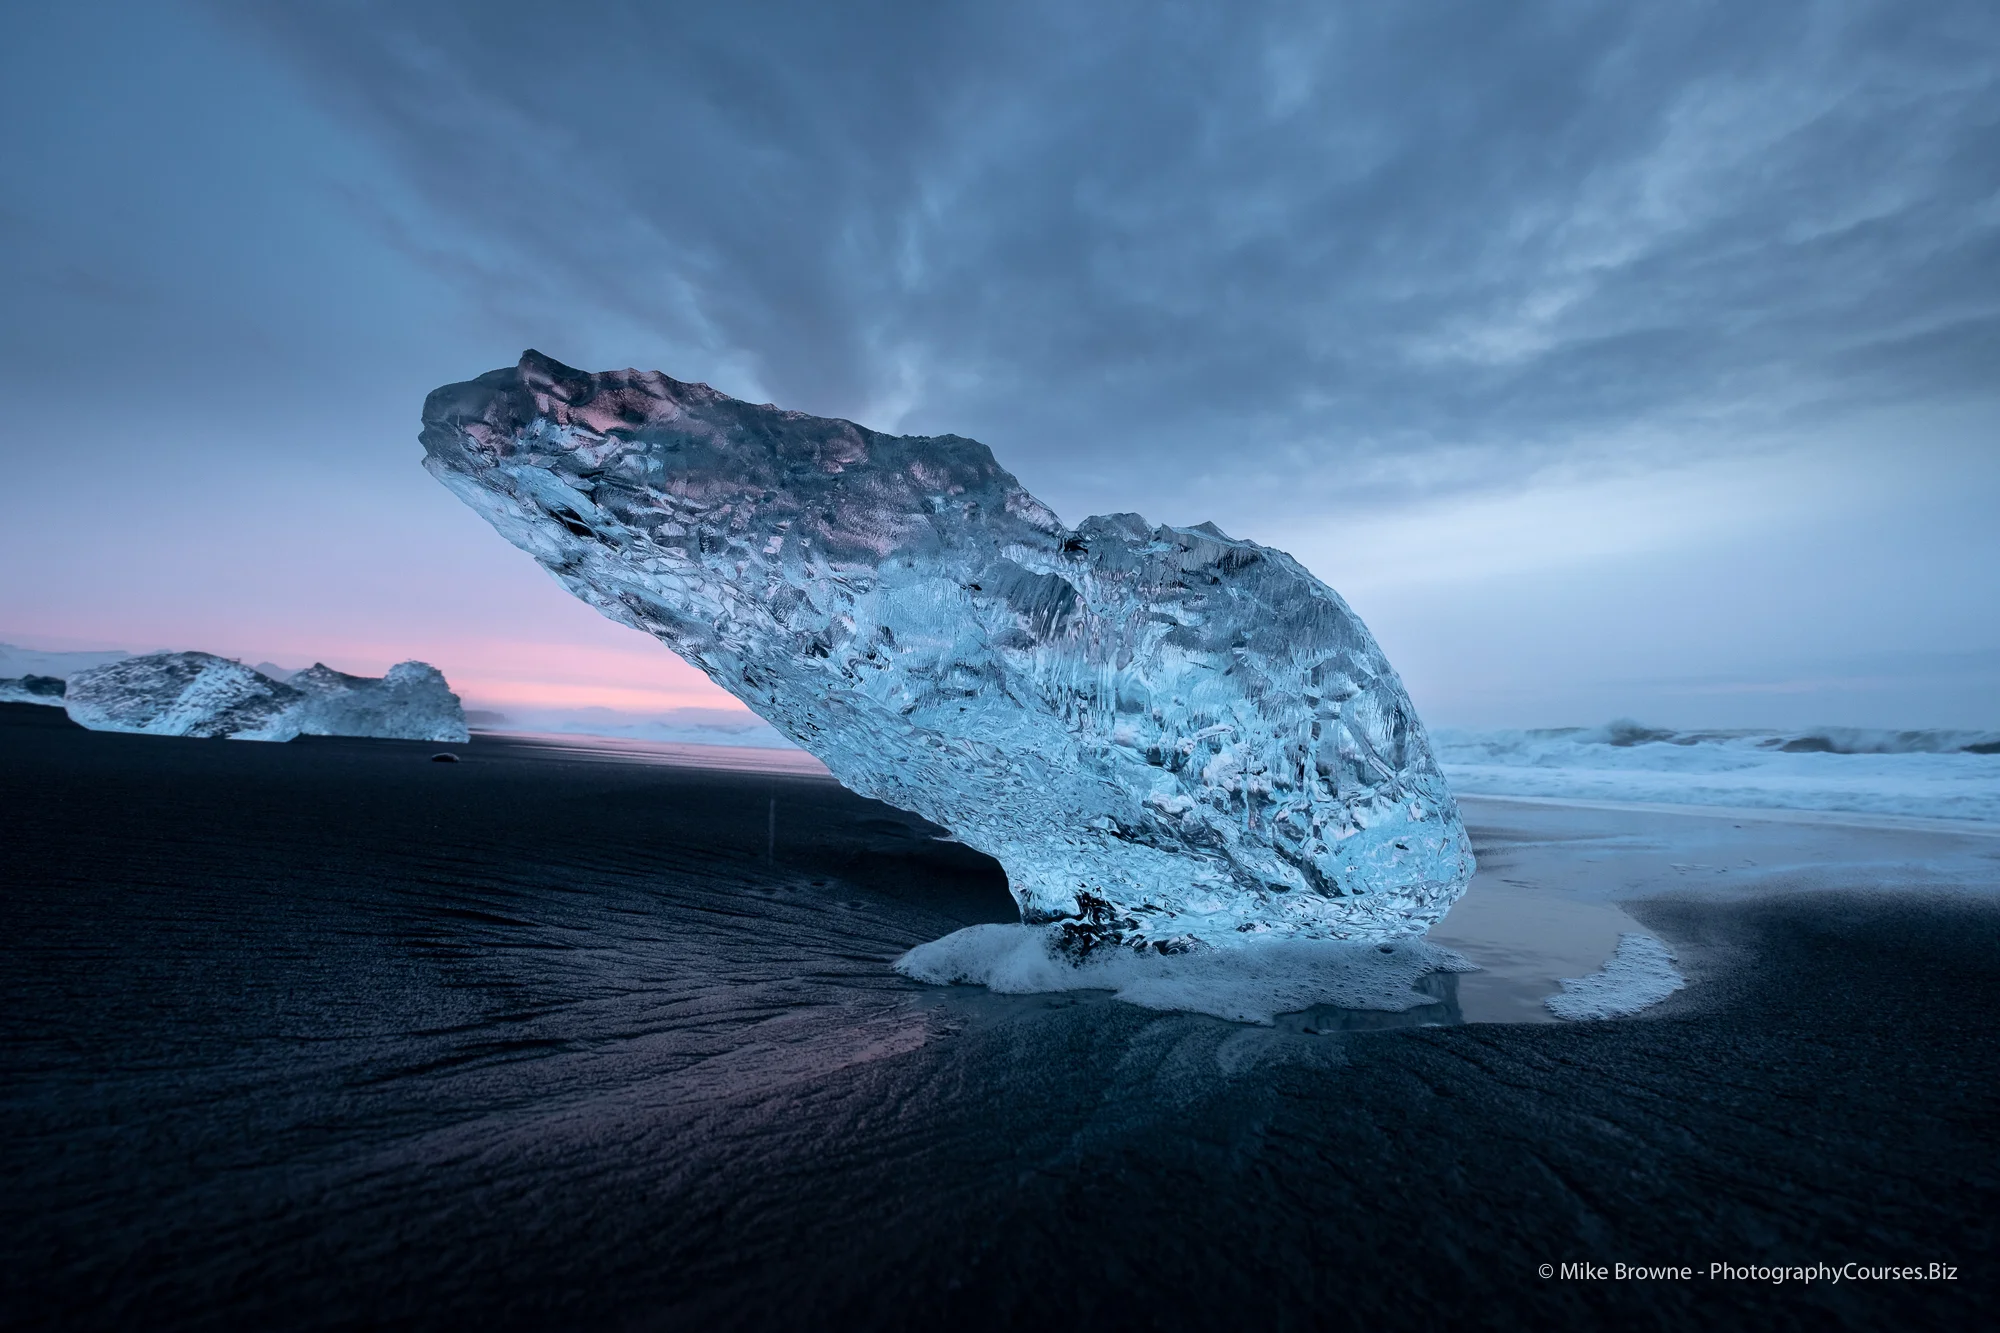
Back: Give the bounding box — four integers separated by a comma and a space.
1543, 932, 1687, 1020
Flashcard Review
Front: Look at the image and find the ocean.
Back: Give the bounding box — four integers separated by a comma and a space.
1433, 721, 2000, 824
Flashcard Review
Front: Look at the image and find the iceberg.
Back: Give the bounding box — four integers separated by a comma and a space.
63, 652, 469, 743
422, 351, 1473, 947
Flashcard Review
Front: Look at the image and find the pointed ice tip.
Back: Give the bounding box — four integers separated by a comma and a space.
517, 348, 596, 399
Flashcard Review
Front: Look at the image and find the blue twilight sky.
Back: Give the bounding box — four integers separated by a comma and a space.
3, 0, 1997, 729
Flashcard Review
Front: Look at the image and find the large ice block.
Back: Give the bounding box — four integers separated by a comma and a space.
422, 351, 1473, 947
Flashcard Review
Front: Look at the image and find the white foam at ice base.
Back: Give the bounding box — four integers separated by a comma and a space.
1433, 724, 2000, 825
1543, 933, 1687, 1021
897, 924, 1477, 1025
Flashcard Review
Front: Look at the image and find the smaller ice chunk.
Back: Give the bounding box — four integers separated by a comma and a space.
1543, 933, 1687, 1020
0, 674, 66, 706
897, 925, 1476, 1025
289, 661, 470, 742
62, 652, 470, 743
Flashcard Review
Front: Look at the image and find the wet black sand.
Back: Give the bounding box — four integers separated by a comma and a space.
1, 702, 1994, 1329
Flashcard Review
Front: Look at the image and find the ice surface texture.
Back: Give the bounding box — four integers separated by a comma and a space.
422, 351, 1473, 947
65, 653, 303, 739
64, 652, 469, 743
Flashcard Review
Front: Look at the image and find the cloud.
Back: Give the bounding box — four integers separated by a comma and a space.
6, 1, 1994, 729
212, 0, 2000, 521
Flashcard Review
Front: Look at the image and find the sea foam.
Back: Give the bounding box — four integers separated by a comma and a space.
1543, 933, 1687, 1021
1434, 723, 2000, 824
896, 924, 1477, 1025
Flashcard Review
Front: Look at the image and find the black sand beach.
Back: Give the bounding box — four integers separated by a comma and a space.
2, 701, 1994, 1330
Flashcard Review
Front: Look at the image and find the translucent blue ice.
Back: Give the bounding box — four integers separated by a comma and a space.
288, 661, 471, 743
423, 351, 1474, 948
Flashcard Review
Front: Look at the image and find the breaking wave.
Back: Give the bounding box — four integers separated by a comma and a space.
1433, 720, 2000, 824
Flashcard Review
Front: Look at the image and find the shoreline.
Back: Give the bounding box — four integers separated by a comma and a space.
20, 703, 1995, 836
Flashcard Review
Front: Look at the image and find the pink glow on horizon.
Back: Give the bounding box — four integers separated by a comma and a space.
295, 638, 752, 716
3, 622, 754, 719
445, 672, 744, 713
0, 455, 777, 723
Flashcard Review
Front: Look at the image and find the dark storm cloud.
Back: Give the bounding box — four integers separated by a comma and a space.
218, 0, 2000, 508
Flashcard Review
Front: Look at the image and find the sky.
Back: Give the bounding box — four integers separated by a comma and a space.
3, 0, 1997, 731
